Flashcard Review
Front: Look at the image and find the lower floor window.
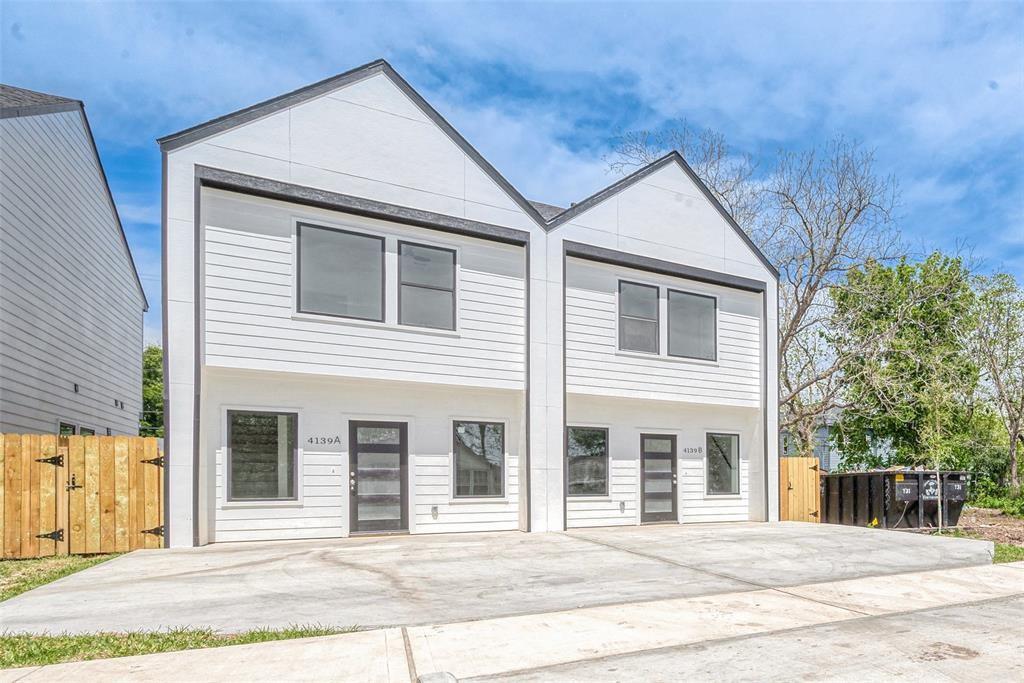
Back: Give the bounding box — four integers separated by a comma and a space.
454, 421, 504, 497
567, 427, 609, 496
706, 433, 740, 495
228, 410, 298, 501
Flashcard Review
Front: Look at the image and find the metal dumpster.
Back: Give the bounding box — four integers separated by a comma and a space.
820, 470, 970, 529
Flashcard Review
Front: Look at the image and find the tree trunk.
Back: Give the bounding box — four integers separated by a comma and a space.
1011, 430, 1021, 492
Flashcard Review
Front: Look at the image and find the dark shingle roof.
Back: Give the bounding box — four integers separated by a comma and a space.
528, 200, 566, 221
0, 84, 80, 118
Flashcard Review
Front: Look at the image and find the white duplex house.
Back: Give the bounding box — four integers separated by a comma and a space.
160, 60, 779, 547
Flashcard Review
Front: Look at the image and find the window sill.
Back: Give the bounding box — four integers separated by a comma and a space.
448, 497, 512, 505
702, 493, 742, 501
220, 499, 304, 509
292, 311, 461, 338
614, 349, 719, 367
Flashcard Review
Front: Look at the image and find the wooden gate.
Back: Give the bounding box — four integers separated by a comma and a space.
780, 456, 820, 522
1, 434, 164, 559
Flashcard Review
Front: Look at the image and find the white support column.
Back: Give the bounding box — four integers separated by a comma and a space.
527, 231, 565, 532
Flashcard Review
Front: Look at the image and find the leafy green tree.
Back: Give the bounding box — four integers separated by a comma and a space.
140, 345, 163, 437
971, 273, 1024, 489
830, 253, 983, 470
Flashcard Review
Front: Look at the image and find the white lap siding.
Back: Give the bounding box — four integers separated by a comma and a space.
201, 189, 526, 391
203, 368, 523, 542
565, 257, 760, 407
566, 394, 760, 528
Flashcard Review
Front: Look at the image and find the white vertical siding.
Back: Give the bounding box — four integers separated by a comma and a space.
0, 110, 144, 434
565, 257, 761, 407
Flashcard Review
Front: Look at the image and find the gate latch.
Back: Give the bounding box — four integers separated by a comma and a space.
66, 474, 83, 492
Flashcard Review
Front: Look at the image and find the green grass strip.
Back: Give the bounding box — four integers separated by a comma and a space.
1, 625, 355, 669
0, 554, 119, 603
993, 542, 1024, 564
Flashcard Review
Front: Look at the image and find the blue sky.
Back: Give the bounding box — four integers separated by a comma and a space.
2, 1, 1021, 344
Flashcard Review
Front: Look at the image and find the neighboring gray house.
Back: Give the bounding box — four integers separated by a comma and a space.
0, 85, 148, 435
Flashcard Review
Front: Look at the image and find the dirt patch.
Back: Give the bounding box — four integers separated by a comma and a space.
913, 642, 980, 662
956, 507, 1024, 546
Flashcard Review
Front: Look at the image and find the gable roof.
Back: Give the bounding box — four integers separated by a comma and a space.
1, 83, 149, 310
546, 152, 778, 277
157, 60, 776, 278
528, 200, 566, 221
0, 84, 80, 119
157, 59, 549, 227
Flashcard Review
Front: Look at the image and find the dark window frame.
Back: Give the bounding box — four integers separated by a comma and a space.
705, 431, 741, 496
398, 240, 457, 331
618, 280, 660, 354
59, 422, 77, 436
666, 288, 718, 362
452, 420, 506, 499
296, 222, 386, 323
565, 425, 610, 497
226, 409, 300, 503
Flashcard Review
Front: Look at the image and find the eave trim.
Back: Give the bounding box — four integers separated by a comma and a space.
549, 152, 779, 279
158, 59, 549, 228
194, 165, 531, 246
564, 240, 767, 293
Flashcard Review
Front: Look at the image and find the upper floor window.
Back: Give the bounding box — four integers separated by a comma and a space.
399, 241, 456, 330
297, 223, 384, 322
668, 290, 717, 361
618, 281, 659, 353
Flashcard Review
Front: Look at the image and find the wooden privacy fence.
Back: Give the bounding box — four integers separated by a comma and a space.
1, 434, 164, 560
780, 456, 821, 523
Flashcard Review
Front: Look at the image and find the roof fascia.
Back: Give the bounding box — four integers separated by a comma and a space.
0, 101, 82, 120
548, 151, 779, 279
77, 106, 149, 311
195, 165, 531, 246
564, 240, 767, 293
158, 59, 549, 228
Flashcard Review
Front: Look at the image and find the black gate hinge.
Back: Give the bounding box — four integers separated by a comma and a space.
142, 525, 165, 537
36, 454, 64, 467
142, 455, 165, 468
36, 529, 64, 542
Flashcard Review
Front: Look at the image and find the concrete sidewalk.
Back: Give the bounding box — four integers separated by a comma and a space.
5, 562, 1022, 682
0, 523, 995, 635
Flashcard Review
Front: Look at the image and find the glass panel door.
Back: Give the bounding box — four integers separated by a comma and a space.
349, 421, 408, 533
641, 434, 677, 523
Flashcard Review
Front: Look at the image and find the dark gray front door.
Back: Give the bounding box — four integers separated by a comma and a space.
640, 434, 677, 523
349, 421, 408, 533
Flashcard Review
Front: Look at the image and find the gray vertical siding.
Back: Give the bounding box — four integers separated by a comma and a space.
0, 109, 145, 434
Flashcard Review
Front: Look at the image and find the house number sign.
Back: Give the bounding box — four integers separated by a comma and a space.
307, 436, 342, 446
681, 446, 704, 455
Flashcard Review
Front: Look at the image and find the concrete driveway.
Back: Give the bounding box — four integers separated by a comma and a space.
0, 522, 993, 635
